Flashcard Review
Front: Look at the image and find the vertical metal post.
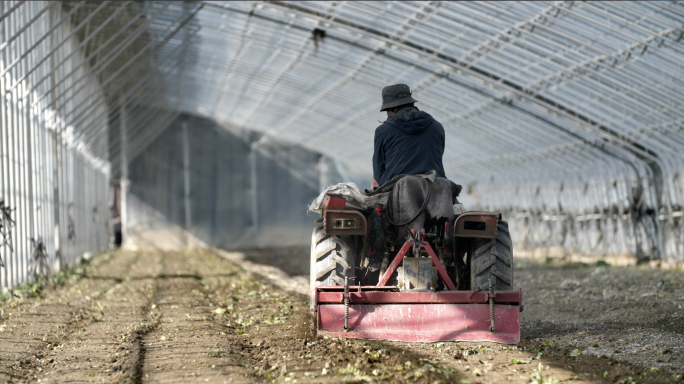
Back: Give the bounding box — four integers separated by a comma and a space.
318, 156, 327, 193
249, 140, 260, 236
24, 17, 35, 279
119, 95, 128, 248
182, 120, 191, 241
52, 124, 60, 272
0, 0, 6, 289
50, 3, 62, 271
248, 136, 269, 243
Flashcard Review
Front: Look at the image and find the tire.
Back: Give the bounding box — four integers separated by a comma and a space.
309, 218, 356, 308
471, 220, 514, 291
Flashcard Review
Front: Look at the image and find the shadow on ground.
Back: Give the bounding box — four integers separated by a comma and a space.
1, 248, 682, 383
238, 246, 310, 277
233, 246, 684, 383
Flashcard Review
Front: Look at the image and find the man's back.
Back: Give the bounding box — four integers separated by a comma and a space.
373, 105, 446, 186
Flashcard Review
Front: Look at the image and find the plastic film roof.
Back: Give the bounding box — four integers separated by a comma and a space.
154, 1, 684, 189
19, 0, 683, 261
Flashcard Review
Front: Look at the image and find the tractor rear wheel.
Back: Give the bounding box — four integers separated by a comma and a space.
471, 220, 514, 291
310, 218, 356, 307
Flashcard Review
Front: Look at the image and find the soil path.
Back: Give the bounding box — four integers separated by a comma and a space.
0, 248, 682, 384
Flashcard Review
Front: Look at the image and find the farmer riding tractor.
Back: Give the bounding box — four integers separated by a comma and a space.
309, 172, 521, 343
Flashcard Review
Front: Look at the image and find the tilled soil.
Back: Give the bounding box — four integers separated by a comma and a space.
0, 248, 682, 384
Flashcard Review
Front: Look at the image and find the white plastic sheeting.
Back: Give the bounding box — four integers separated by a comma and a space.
165, 1, 684, 262
127, 114, 346, 250
3, 1, 684, 280
308, 183, 389, 213
0, 2, 110, 289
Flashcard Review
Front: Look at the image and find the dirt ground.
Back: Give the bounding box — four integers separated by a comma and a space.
0, 247, 682, 384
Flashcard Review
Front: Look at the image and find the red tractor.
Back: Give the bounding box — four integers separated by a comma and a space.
310, 174, 521, 343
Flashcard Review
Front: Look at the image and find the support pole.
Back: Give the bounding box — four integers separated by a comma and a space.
249, 137, 268, 239
182, 120, 191, 246
119, 96, 128, 248
52, 127, 61, 269
249, 142, 258, 235
318, 156, 328, 193
50, 6, 62, 271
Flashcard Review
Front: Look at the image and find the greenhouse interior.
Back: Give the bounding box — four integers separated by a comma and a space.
0, 2, 683, 383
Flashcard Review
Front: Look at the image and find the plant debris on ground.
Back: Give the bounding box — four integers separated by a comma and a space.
0, 249, 682, 383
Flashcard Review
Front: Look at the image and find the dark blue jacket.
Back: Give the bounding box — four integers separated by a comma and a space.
373, 106, 446, 186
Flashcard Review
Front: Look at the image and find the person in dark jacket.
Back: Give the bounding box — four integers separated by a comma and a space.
372, 84, 446, 188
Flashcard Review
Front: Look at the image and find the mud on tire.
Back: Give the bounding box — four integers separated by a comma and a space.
309, 218, 355, 307
471, 220, 513, 291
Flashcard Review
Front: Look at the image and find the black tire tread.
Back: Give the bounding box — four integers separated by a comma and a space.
471, 220, 514, 291
310, 218, 355, 307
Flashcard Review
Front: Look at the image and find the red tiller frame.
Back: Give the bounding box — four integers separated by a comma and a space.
377, 229, 456, 291
316, 289, 522, 305
314, 288, 522, 343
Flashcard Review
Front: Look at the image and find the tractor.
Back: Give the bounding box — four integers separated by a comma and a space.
309, 173, 521, 342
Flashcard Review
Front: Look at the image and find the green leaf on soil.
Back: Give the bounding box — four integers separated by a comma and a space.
339, 363, 359, 375
542, 340, 555, 347
236, 329, 244, 335
213, 307, 226, 315
570, 349, 582, 357
529, 372, 560, 384
511, 358, 531, 365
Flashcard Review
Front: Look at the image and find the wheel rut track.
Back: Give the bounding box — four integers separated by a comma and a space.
0, 250, 150, 383
3, 248, 682, 383
135, 250, 257, 383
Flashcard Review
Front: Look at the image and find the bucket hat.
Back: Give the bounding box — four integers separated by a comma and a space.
380, 83, 418, 111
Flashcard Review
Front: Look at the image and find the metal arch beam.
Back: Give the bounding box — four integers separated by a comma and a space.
82, 33, 190, 154
212, 2, 667, 252
43, 2, 199, 131
0, 1, 89, 80
272, 2, 446, 137
250, 4, 435, 135
3, 1, 130, 97
0, 1, 57, 53
201, 1, 669, 257
456, 1, 569, 67
210, 2, 258, 114
204, 1, 660, 166
0, 1, 25, 23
